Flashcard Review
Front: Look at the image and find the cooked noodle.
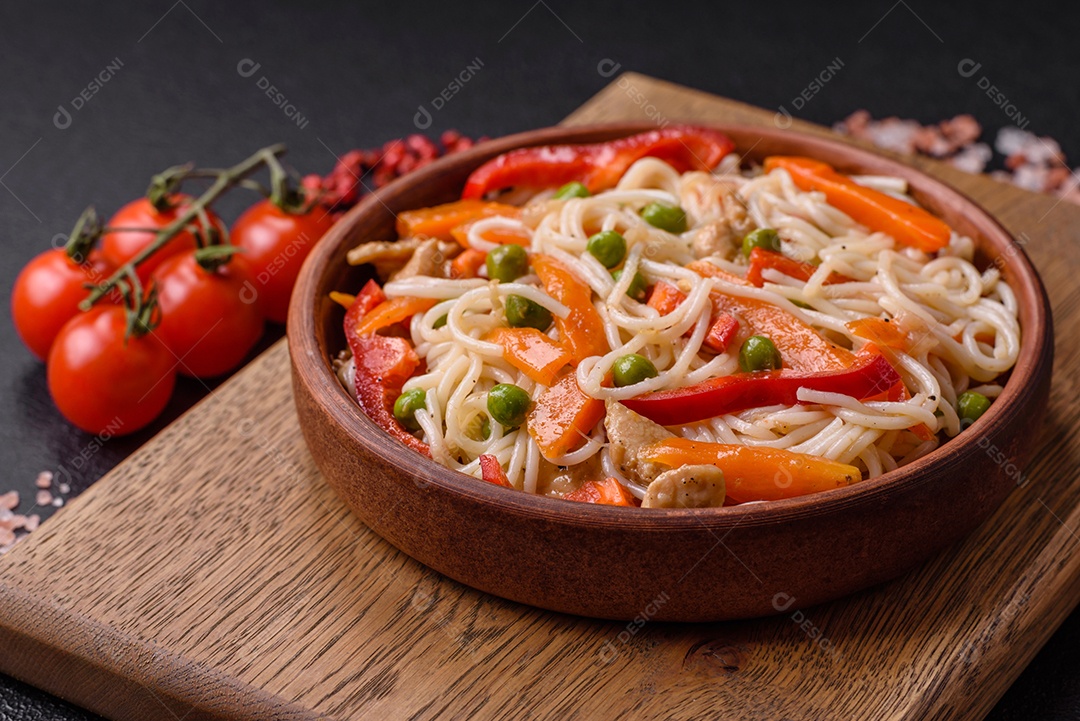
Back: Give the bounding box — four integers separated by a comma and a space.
369, 157, 1020, 500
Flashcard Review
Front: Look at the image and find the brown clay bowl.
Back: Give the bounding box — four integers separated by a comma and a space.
288, 123, 1053, 622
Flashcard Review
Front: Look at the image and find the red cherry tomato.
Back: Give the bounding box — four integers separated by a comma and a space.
230, 200, 335, 323
47, 305, 177, 435
152, 252, 264, 378
11, 248, 115, 360
101, 196, 225, 283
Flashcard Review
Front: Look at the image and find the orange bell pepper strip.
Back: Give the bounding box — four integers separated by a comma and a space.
640, 437, 861, 502
450, 216, 530, 249
396, 199, 520, 241
478, 454, 513, 488
486, 327, 573, 386
449, 248, 487, 279
763, 157, 951, 253
746, 248, 854, 287
690, 259, 853, 372
564, 477, 637, 506
527, 372, 605, 459
532, 254, 609, 362
845, 316, 911, 351
352, 296, 438, 338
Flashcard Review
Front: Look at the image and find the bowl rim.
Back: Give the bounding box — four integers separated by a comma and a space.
289, 121, 1052, 531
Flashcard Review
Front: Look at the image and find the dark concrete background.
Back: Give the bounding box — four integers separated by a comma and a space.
0, 1, 1077, 718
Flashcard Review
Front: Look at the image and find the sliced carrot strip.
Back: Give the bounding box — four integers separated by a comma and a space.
396, 200, 520, 241
486, 327, 573, 386
564, 477, 637, 506
640, 437, 861, 502
646, 281, 687, 315
449, 248, 487, 279
353, 296, 437, 338
763, 157, 951, 252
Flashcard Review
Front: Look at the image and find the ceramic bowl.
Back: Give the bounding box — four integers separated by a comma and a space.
288, 123, 1053, 621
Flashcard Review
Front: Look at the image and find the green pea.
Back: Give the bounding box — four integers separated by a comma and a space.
392, 388, 427, 431
505, 294, 553, 331
612, 354, 659, 387
741, 228, 782, 256
612, 269, 648, 301
433, 314, 448, 329
640, 202, 687, 233
486, 244, 529, 283
739, 335, 783, 372
587, 230, 628, 269
553, 181, 590, 199
465, 414, 492, 442
487, 384, 531, 428
957, 391, 992, 427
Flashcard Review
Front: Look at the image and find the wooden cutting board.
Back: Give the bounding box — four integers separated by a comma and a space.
1, 73, 1078, 721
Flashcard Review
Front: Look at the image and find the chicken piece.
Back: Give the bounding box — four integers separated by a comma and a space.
642, 465, 726, 509
605, 400, 674, 485
689, 187, 754, 260
346, 238, 460, 281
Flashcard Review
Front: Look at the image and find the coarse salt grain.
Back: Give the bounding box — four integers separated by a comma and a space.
0, 491, 17, 511
52, 496, 64, 507
0, 528, 14, 546
35, 471, 53, 489
24, 515, 39, 532
36, 490, 52, 506
58, 483, 70, 495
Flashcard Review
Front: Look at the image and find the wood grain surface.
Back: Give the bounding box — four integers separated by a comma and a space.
1, 73, 1077, 721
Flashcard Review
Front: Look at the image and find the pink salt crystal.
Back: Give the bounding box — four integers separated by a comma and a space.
0, 515, 15, 531
0, 491, 17, 511
913, 126, 952, 157
1045, 166, 1072, 191
866, 118, 920, 155
940, 114, 981, 147
1012, 164, 1050, 193
58, 482, 71, 495
950, 144, 993, 174
35, 490, 52, 507
0, 528, 14, 547
23, 515, 39, 532
35, 471, 53, 489
52, 496, 64, 508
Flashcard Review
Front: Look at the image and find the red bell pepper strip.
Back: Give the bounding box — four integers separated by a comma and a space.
702, 313, 740, 354
622, 348, 902, 426
564, 477, 637, 506
344, 288, 430, 457
645, 281, 739, 353
745, 248, 853, 287
763, 157, 951, 253
479, 454, 513, 488
462, 126, 736, 199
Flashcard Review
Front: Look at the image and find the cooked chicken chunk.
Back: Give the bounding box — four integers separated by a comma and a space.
688, 187, 754, 260
642, 465, 726, 508
346, 238, 460, 281
605, 400, 674, 485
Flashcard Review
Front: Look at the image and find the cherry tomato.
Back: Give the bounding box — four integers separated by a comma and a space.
230, 200, 335, 323
152, 252, 264, 378
101, 196, 225, 283
47, 305, 176, 435
11, 248, 115, 360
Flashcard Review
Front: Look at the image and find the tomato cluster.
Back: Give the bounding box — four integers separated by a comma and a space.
12, 195, 331, 436
11, 133, 480, 438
